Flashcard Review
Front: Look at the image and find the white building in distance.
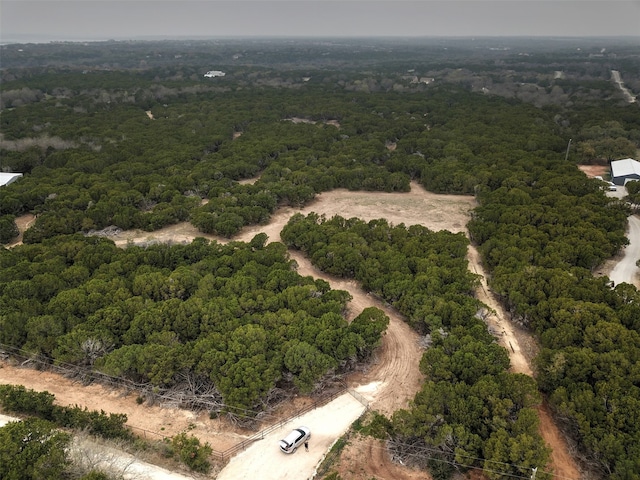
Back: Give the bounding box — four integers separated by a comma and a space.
611, 158, 640, 185
0, 172, 23, 187
204, 70, 226, 78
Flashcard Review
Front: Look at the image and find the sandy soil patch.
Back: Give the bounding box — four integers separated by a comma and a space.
0, 364, 245, 452
536, 403, 581, 480
234, 182, 475, 246
577, 164, 609, 179
285, 117, 317, 125
330, 436, 431, 480
237, 177, 256, 185
284, 117, 340, 128
333, 436, 428, 480
5, 212, 35, 247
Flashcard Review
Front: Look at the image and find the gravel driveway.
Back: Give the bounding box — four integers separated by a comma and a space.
216, 392, 367, 480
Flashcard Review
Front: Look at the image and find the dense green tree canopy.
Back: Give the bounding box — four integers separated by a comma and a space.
2, 38, 639, 479
0, 235, 385, 411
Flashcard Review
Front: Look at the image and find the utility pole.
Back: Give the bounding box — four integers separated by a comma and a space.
564, 138, 572, 161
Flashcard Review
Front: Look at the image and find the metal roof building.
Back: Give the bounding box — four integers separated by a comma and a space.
611, 158, 640, 185
0, 172, 23, 187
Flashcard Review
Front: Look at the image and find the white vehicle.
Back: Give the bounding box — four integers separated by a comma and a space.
279, 426, 310, 454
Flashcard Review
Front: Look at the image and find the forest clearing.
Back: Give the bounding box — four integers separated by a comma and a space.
2, 182, 581, 479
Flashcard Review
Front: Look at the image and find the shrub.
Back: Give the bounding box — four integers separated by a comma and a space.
170, 432, 212, 473
0, 384, 56, 419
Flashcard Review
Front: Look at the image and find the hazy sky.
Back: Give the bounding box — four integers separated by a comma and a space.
2, 0, 639, 42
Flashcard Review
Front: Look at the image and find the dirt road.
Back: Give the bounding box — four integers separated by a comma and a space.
609, 214, 640, 288
467, 245, 532, 376
467, 246, 580, 480
578, 165, 640, 288
611, 70, 638, 103
217, 393, 366, 480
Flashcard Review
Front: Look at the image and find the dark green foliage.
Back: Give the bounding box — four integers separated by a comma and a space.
79, 472, 111, 480
0, 215, 19, 243
321, 473, 343, 480
391, 373, 549, 480
358, 411, 393, 440
0, 384, 56, 418
466, 118, 638, 477
280, 211, 551, 477
1, 236, 382, 410
0, 418, 70, 480
170, 432, 212, 473
348, 307, 389, 358
420, 324, 510, 384
281, 214, 481, 333
0, 384, 132, 441
53, 406, 131, 440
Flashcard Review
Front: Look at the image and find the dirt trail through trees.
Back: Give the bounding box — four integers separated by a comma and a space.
467, 246, 580, 480
2, 182, 580, 478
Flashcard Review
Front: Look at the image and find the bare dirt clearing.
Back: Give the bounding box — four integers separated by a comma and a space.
5, 212, 35, 247
577, 164, 609, 179
333, 436, 426, 480
3, 182, 580, 478
107, 183, 475, 249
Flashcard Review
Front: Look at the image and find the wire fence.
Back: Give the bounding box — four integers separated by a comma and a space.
0, 342, 369, 463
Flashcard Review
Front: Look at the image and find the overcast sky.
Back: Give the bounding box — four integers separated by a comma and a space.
2, 0, 639, 42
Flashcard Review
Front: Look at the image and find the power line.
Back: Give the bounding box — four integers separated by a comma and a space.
372, 439, 580, 480
397, 449, 532, 479
388, 439, 535, 471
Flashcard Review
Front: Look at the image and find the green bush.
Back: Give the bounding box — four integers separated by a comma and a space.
0, 418, 70, 480
359, 411, 393, 439
79, 472, 111, 480
0, 384, 56, 419
170, 432, 212, 473
0, 385, 131, 440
